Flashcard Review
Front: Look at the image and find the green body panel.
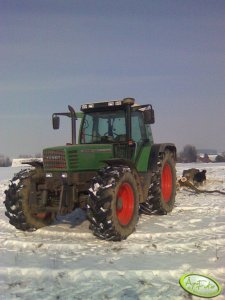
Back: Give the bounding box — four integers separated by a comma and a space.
76, 112, 83, 118
43, 144, 113, 172
134, 143, 151, 172
68, 144, 113, 171
43, 141, 153, 174
43, 142, 152, 173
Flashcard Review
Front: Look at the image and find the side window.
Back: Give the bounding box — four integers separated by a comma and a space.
146, 124, 154, 144
131, 112, 146, 142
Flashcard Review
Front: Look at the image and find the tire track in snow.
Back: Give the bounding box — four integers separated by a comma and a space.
0, 267, 225, 300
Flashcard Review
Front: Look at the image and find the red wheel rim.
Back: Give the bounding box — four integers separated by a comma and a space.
116, 183, 134, 225
162, 163, 173, 202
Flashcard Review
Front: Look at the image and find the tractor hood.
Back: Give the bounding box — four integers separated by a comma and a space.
43, 144, 113, 172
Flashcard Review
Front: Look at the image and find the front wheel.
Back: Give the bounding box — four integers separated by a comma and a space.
87, 166, 139, 241
4, 168, 55, 231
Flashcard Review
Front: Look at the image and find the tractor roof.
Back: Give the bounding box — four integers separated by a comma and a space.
80, 98, 152, 113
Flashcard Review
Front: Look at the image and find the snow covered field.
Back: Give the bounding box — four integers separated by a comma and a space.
0, 163, 224, 300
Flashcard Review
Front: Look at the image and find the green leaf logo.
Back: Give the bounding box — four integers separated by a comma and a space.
179, 273, 222, 298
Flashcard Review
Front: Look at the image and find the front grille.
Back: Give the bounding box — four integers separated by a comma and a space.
68, 150, 78, 169
114, 144, 128, 158
113, 143, 135, 159
43, 150, 67, 169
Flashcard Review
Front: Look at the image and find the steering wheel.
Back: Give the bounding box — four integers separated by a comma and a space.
103, 131, 119, 138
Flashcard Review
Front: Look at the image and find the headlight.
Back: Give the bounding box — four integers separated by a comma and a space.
46, 173, 53, 178
108, 101, 115, 106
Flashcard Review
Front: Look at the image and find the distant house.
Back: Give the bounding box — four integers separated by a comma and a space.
197, 153, 211, 163
208, 155, 218, 162
197, 153, 222, 163
197, 149, 220, 163
197, 149, 217, 155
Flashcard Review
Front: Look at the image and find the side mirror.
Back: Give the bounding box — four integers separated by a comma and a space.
144, 109, 155, 124
52, 115, 60, 129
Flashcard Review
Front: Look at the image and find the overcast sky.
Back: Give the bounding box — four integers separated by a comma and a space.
0, 0, 225, 158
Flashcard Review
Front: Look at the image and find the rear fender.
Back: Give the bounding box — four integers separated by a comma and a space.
148, 143, 176, 172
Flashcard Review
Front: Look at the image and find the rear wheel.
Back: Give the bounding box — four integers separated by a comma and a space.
4, 168, 55, 231
87, 166, 139, 241
141, 150, 176, 214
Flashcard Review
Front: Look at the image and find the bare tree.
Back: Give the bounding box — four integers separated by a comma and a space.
215, 155, 225, 162
0, 155, 12, 167
179, 145, 197, 163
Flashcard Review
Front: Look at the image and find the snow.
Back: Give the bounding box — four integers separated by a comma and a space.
0, 163, 225, 300
11, 158, 43, 167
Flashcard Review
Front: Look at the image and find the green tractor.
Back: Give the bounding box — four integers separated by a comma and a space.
4, 98, 176, 241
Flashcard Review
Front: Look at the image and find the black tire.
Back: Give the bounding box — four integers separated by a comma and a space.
141, 150, 176, 215
87, 166, 139, 241
4, 168, 54, 231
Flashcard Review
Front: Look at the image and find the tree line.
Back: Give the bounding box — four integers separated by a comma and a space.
177, 145, 225, 163
0, 155, 12, 167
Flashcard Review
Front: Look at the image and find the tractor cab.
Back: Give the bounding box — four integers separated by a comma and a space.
79, 98, 155, 161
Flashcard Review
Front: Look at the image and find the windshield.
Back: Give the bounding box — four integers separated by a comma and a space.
80, 110, 125, 143
80, 110, 147, 144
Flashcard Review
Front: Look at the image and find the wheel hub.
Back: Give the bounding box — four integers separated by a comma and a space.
116, 183, 135, 226
162, 162, 173, 202
117, 198, 123, 210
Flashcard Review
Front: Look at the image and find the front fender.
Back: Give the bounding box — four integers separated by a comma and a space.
103, 158, 136, 170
